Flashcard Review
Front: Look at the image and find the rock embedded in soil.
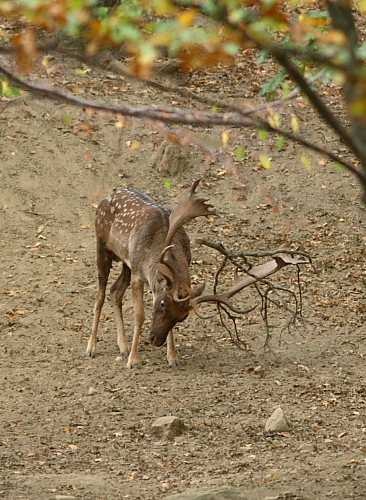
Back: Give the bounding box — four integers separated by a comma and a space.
151, 141, 191, 175
151, 415, 186, 439
264, 407, 292, 433
298, 442, 314, 453
163, 486, 249, 500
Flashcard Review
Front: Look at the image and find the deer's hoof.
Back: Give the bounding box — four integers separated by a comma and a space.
169, 363, 179, 369
121, 351, 130, 357
86, 352, 95, 358
127, 364, 139, 370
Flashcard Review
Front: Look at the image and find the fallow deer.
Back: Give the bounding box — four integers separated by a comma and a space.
86, 179, 216, 368
86, 179, 308, 368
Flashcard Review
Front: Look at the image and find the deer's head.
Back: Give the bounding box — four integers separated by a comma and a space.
148, 179, 215, 347
149, 281, 206, 347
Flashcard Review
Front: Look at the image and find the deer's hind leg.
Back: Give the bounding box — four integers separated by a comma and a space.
86, 241, 113, 358
110, 263, 131, 356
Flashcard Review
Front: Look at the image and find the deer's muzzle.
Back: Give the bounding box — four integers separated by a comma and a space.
150, 333, 167, 347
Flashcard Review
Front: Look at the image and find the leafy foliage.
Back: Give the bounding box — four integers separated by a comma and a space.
0, 0, 366, 199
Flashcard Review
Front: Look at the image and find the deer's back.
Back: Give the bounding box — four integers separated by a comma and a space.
96, 189, 191, 267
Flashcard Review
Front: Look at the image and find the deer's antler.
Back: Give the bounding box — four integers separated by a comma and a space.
164, 179, 217, 248
159, 180, 217, 300
191, 255, 310, 317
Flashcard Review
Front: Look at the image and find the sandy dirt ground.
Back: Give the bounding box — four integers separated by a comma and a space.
1, 35, 366, 500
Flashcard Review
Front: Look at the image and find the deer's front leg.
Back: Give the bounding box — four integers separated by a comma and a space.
167, 330, 179, 367
111, 264, 131, 357
127, 279, 145, 369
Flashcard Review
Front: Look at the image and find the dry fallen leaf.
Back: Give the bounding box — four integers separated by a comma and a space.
4, 311, 17, 321
26, 449, 39, 457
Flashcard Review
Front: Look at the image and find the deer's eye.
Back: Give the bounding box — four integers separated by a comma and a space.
160, 300, 165, 309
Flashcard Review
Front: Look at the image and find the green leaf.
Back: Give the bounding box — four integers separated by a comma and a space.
291, 116, 299, 133
201, 0, 220, 16
258, 128, 267, 142
62, 113, 71, 127
228, 8, 247, 23
281, 81, 290, 99
268, 112, 281, 128
236, 147, 245, 161
259, 70, 286, 96
276, 135, 285, 150
259, 155, 271, 169
1, 80, 20, 97
163, 179, 171, 190
224, 42, 240, 56
301, 154, 311, 171
256, 50, 269, 65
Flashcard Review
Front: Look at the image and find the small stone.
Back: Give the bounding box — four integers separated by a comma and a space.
298, 443, 314, 453
88, 387, 97, 396
152, 415, 186, 439
142, 475, 150, 480
55, 496, 76, 500
253, 365, 265, 377
163, 486, 248, 500
265, 407, 292, 433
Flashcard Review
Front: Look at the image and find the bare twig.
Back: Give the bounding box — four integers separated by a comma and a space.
198, 238, 311, 348
0, 62, 362, 181
196, 238, 312, 263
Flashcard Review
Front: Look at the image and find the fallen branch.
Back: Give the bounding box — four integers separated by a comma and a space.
196, 239, 312, 349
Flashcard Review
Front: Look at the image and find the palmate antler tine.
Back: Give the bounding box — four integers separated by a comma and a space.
164, 179, 218, 248
222, 255, 310, 299
191, 255, 310, 316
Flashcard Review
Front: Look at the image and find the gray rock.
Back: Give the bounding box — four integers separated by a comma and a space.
151, 415, 186, 439
163, 486, 248, 500
151, 142, 190, 175
265, 407, 292, 433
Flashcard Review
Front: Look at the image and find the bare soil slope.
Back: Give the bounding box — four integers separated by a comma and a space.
1, 45, 366, 500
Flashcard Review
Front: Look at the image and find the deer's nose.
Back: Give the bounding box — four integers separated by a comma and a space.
150, 334, 165, 347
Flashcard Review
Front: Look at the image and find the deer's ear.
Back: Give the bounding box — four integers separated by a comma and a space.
190, 283, 205, 299
157, 270, 173, 289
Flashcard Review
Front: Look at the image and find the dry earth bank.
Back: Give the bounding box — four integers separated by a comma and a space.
0, 45, 366, 500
